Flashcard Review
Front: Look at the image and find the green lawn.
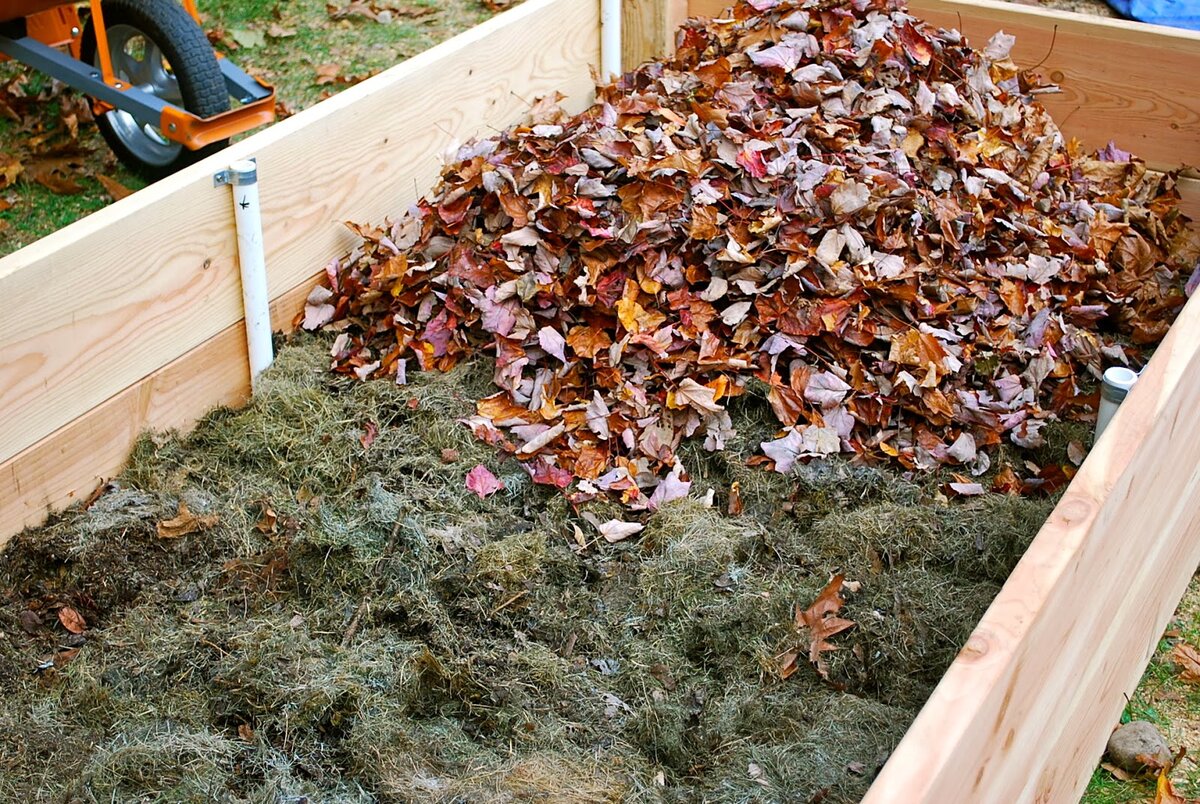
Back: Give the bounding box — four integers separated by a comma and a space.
0, 0, 499, 256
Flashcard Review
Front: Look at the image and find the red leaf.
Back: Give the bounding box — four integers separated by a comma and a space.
466, 464, 504, 498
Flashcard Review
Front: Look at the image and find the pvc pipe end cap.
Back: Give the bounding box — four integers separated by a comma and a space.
1103, 366, 1138, 391
230, 159, 258, 184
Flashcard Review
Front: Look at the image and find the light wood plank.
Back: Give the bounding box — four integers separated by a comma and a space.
1178, 175, 1200, 222
0, 276, 319, 544
864, 286, 1200, 800
0, 0, 600, 469
623, 0, 688, 69
684, 0, 1200, 173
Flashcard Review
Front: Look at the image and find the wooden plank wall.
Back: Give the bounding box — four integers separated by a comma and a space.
674, 1, 1200, 800
684, 0, 1200, 218
866, 282, 1200, 802
0, 0, 600, 542
623, 0, 688, 67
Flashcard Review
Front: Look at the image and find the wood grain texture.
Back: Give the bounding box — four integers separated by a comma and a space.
623, 0, 687, 68
685, 0, 1200, 173
0, 0, 599, 470
0, 276, 319, 543
864, 289, 1200, 801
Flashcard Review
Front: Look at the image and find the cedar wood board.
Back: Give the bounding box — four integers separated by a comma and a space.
0, 0, 600, 536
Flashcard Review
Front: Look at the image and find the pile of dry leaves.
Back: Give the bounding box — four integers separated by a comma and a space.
0, 71, 133, 204
305, 0, 1197, 508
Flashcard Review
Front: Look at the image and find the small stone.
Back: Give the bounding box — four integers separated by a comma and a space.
1106, 721, 1172, 773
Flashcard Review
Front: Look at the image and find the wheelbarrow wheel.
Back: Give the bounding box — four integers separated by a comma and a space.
81, 0, 229, 179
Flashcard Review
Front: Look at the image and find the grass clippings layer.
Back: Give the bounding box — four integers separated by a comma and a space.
0, 334, 1058, 802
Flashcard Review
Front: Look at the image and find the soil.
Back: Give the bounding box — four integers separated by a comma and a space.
0, 335, 1062, 802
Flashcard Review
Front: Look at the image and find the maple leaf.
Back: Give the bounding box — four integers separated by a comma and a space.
777, 574, 856, 680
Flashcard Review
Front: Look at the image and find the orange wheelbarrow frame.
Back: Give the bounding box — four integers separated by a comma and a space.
0, 0, 274, 150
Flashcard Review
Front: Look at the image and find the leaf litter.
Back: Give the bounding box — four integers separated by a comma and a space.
0, 338, 1058, 800
0, 0, 1196, 799
307, 0, 1198, 512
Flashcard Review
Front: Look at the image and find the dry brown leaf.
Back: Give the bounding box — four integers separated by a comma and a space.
57, 606, 86, 634
777, 574, 855, 680
96, 175, 134, 201
315, 63, 343, 85
157, 502, 219, 539
306, 0, 1197, 508
31, 167, 82, 194
1100, 762, 1133, 782
727, 481, 743, 516
255, 505, 278, 534
1171, 642, 1200, 683
0, 154, 22, 189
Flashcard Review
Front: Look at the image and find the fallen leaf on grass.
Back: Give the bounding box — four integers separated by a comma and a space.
1170, 642, 1200, 683
255, 504, 278, 534
327, 0, 436, 22
229, 28, 266, 49
96, 175, 133, 201
0, 154, 22, 189
727, 481, 743, 516
57, 606, 86, 634
359, 420, 378, 449
1067, 440, 1087, 466
315, 63, 344, 85
157, 502, 219, 539
777, 574, 856, 680
466, 464, 504, 498
1155, 765, 1197, 804
28, 162, 82, 194
1100, 761, 1133, 781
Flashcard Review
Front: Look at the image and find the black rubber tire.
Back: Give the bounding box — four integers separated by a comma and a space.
82, 0, 230, 180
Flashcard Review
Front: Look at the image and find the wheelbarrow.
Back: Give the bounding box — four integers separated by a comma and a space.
0, 0, 275, 177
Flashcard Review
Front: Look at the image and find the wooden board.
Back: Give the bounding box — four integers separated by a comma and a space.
0, 274, 318, 541
864, 283, 1200, 801
0, 0, 599, 473
685, 0, 1200, 175
623, 0, 688, 67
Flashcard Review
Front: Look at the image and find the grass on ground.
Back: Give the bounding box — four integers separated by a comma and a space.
0, 0, 500, 256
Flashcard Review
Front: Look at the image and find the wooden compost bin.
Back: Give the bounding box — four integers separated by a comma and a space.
0, 0, 1197, 799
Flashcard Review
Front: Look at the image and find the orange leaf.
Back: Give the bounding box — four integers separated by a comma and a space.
97, 175, 134, 201
1155, 768, 1195, 804
57, 606, 86, 634
1171, 642, 1200, 684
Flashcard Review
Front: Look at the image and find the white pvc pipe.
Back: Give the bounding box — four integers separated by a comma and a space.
1095, 366, 1138, 441
228, 159, 274, 393
601, 0, 621, 80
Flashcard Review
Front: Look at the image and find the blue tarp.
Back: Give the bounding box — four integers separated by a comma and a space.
1105, 0, 1200, 30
